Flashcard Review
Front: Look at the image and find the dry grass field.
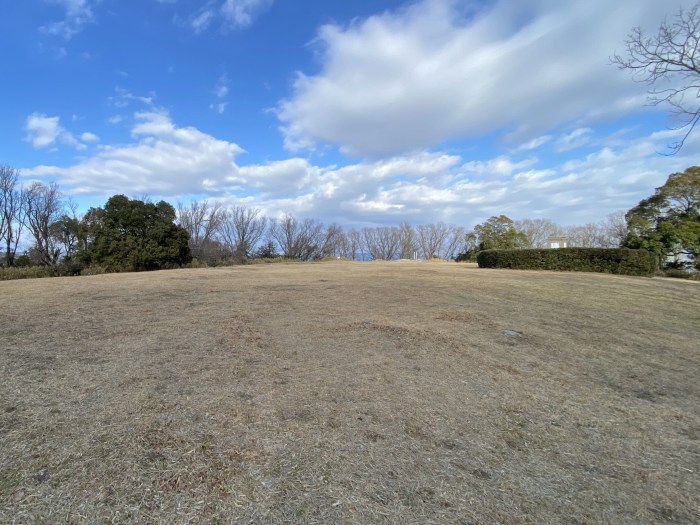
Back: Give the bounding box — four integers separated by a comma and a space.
1, 261, 699, 524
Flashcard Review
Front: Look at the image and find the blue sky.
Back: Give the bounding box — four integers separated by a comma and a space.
2, 0, 699, 228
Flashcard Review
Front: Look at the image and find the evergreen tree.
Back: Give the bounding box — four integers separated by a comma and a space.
79, 195, 191, 271
625, 167, 700, 269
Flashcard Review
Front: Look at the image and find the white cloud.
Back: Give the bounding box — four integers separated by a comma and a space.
210, 74, 230, 113
25, 114, 61, 148
210, 102, 229, 114
515, 135, 552, 152
109, 87, 156, 109
24, 109, 696, 230
186, 0, 272, 33
191, 7, 215, 33
215, 84, 229, 99
462, 156, 537, 179
81, 132, 100, 142
555, 128, 593, 152
277, 0, 695, 158
27, 110, 245, 196
220, 0, 273, 28
24, 113, 95, 150
41, 0, 96, 40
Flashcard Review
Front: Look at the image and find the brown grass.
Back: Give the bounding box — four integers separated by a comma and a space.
1, 261, 698, 524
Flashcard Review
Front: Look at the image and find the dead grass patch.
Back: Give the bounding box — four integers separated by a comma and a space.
1, 262, 698, 524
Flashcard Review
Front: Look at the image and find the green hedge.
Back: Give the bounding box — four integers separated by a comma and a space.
476, 248, 658, 276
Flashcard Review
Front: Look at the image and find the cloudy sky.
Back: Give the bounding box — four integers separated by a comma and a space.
2, 0, 699, 228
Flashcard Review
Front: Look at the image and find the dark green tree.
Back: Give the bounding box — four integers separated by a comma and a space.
79, 195, 191, 271
252, 240, 279, 259
457, 215, 528, 261
473, 215, 529, 251
624, 167, 700, 269
50, 215, 81, 262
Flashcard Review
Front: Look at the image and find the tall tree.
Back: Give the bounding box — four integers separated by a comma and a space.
612, 4, 700, 152
397, 222, 418, 259
566, 223, 603, 248
50, 214, 82, 263
24, 182, 64, 266
472, 215, 529, 251
442, 225, 466, 260
218, 206, 268, 258
177, 200, 224, 259
269, 214, 324, 260
0, 166, 26, 266
344, 229, 363, 260
598, 211, 629, 248
362, 226, 400, 260
417, 222, 451, 259
318, 223, 346, 258
80, 195, 191, 271
624, 167, 700, 269
514, 218, 564, 248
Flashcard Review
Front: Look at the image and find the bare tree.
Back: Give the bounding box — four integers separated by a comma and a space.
598, 211, 629, 248
566, 223, 603, 248
0, 166, 26, 266
514, 218, 565, 248
362, 226, 400, 260
344, 228, 363, 260
217, 206, 267, 258
397, 222, 418, 259
269, 214, 324, 260
24, 182, 64, 265
177, 200, 224, 258
417, 222, 451, 259
442, 225, 466, 260
318, 223, 346, 258
612, 4, 700, 152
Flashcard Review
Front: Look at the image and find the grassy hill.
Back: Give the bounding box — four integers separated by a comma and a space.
1, 262, 698, 524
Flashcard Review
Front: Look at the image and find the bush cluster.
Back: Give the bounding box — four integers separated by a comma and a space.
0, 261, 83, 281
476, 248, 658, 276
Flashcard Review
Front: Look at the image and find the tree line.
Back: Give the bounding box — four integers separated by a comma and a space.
1, 164, 698, 273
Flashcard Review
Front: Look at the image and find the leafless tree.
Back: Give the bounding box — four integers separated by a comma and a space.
397, 222, 418, 259
612, 4, 700, 152
566, 223, 603, 248
416, 222, 452, 259
24, 182, 64, 265
362, 226, 400, 260
217, 205, 267, 258
442, 225, 466, 260
269, 214, 324, 260
514, 218, 565, 248
318, 223, 346, 258
177, 200, 225, 258
0, 166, 26, 266
344, 229, 363, 260
597, 211, 629, 248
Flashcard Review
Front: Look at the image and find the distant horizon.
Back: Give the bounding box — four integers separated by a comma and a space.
3, 0, 699, 229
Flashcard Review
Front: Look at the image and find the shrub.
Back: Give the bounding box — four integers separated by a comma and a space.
476, 248, 658, 276
0, 265, 58, 281
664, 268, 700, 280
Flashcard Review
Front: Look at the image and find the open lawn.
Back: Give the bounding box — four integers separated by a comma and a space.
1, 261, 699, 524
